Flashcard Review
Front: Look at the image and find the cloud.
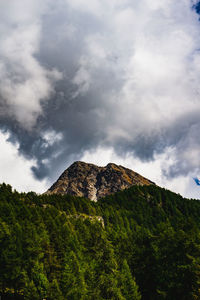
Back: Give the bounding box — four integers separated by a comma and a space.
0, 0, 62, 129
0, 130, 48, 192
1, 0, 200, 197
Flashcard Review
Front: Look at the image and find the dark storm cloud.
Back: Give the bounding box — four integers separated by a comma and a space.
1, 0, 200, 184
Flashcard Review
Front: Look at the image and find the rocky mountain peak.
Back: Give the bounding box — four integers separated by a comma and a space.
45, 161, 155, 201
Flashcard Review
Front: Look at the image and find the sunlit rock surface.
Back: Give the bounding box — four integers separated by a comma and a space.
46, 161, 155, 201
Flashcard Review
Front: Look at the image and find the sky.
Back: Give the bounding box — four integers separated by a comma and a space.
1, 0, 200, 198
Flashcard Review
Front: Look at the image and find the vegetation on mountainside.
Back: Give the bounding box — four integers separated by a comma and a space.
1, 183, 200, 299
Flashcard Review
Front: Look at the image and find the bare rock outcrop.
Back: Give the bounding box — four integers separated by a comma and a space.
45, 161, 155, 201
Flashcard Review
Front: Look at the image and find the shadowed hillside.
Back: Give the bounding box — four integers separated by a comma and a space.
1, 183, 200, 299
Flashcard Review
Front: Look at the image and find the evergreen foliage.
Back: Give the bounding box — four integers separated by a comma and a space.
1, 183, 200, 299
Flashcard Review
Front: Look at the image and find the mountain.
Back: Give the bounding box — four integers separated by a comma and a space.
1, 182, 200, 299
46, 161, 155, 200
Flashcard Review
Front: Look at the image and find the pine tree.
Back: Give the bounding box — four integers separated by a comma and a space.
48, 279, 63, 300
119, 260, 141, 300
61, 251, 87, 299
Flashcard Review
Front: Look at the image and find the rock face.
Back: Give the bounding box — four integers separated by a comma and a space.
46, 161, 155, 201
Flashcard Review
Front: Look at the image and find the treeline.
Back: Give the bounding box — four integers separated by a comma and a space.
1, 183, 200, 299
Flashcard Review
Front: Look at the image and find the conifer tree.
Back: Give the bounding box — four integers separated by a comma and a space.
119, 260, 141, 300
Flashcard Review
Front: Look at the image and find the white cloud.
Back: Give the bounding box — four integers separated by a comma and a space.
1, 0, 200, 198
65, 0, 103, 17
69, 0, 200, 182
42, 130, 63, 147
0, 130, 48, 193
69, 0, 200, 132
0, 0, 62, 129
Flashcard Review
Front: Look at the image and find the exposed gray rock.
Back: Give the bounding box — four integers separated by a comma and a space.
45, 161, 155, 201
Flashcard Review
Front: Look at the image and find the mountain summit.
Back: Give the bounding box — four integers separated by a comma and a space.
46, 161, 155, 201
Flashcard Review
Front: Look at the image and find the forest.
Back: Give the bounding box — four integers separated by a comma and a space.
1, 183, 200, 299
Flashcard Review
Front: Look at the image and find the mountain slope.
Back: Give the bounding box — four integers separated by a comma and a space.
1, 183, 200, 299
46, 161, 155, 200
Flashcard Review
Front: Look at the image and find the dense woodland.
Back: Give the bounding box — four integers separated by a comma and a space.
1, 183, 200, 299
